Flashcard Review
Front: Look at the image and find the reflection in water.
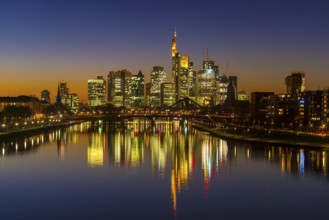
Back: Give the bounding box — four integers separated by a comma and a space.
1, 119, 329, 216
88, 132, 105, 167
323, 152, 327, 175
0, 122, 90, 157
298, 149, 305, 176
170, 121, 194, 213
57, 136, 65, 160
107, 121, 145, 168
1, 120, 329, 180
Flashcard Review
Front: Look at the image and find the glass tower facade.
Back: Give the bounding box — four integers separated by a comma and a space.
131, 70, 145, 108
88, 77, 106, 107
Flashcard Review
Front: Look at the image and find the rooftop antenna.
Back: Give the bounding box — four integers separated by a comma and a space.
204, 48, 210, 61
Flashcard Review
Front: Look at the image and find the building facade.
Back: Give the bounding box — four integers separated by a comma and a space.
216, 75, 229, 105
59, 81, 69, 105
150, 66, 167, 107
88, 76, 106, 107
285, 72, 305, 95
161, 83, 175, 107
251, 92, 275, 118
238, 90, 248, 101
41, 90, 51, 103
66, 93, 79, 113
0, 96, 43, 114
107, 70, 132, 107
131, 70, 145, 108
145, 82, 152, 107
171, 30, 191, 102
196, 68, 216, 106
188, 62, 197, 101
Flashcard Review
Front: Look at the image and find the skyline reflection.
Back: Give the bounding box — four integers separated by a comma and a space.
1, 121, 328, 178
1, 119, 328, 217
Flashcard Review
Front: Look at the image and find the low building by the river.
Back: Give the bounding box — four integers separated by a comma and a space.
0, 96, 43, 114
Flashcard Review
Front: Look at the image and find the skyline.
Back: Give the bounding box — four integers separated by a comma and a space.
1, 0, 329, 102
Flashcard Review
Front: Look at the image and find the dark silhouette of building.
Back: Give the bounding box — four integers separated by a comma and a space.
41, 90, 50, 103
55, 83, 62, 105
251, 92, 275, 117
285, 72, 305, 95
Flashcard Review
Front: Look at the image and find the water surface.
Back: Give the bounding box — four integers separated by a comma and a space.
1, 120, 328, 219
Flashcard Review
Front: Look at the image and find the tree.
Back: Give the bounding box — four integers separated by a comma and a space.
42, 105, 58, 116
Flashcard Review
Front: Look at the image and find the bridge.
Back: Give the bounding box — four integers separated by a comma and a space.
63, 98, 235, 123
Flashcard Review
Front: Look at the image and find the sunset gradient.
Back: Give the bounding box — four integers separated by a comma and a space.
0, 0, 328, 102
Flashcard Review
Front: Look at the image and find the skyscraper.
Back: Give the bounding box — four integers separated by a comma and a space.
88, 76, 106, 107
161, 83, 175, 107
217, 75, 229, 105
55, 83, 61, 105
196, 68, 216, 106
66, 93, 79, 113
107, 70, 131, 107
150, 66, 167, 107
172, 29, 190, 102
179, 55, 190, 99
131, 70, 145, 108
226, 76, 238, 103
285, 72, 305, 95
59, 81, 69, 105
196, 54, 219, 106
188, 62, 197, 100
41, 90, 50, 103
203, 49, 219, 79
145, 82, 152, 107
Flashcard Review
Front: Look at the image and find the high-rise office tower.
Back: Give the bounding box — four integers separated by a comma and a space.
203, 49, 219, 79
188, 62, 197, 100
217, 75, 229, 105
131, 70, 145, 108
88, 76, 106, 107
196, 54, 219, 106
161, 83, 175, 107
55, 83, 61, 105
227, 76, 238, 102
59, 81, 69, 96
196, 68, 216, 106
179, 55, 190, 99
107, 70, 131, 107
41, 90, 50, 103
150, 66, 167, 107
172, 29, 190, 102
59, 81, 69, 105
66, 93, 79, 113
145, 82, 152, 107
285, 72, 305, 95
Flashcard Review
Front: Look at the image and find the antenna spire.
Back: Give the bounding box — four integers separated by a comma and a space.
205, 48, 209, 61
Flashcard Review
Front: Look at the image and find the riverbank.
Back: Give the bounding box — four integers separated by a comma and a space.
0, 120, 83, 140
192, 123, 329, 148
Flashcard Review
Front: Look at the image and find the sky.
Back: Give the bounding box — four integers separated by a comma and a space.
0, 0, 329, 103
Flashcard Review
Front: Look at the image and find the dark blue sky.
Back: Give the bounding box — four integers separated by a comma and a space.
0, 0, 328, 101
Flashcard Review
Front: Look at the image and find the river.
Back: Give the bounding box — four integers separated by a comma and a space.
0, 119, 328, 219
